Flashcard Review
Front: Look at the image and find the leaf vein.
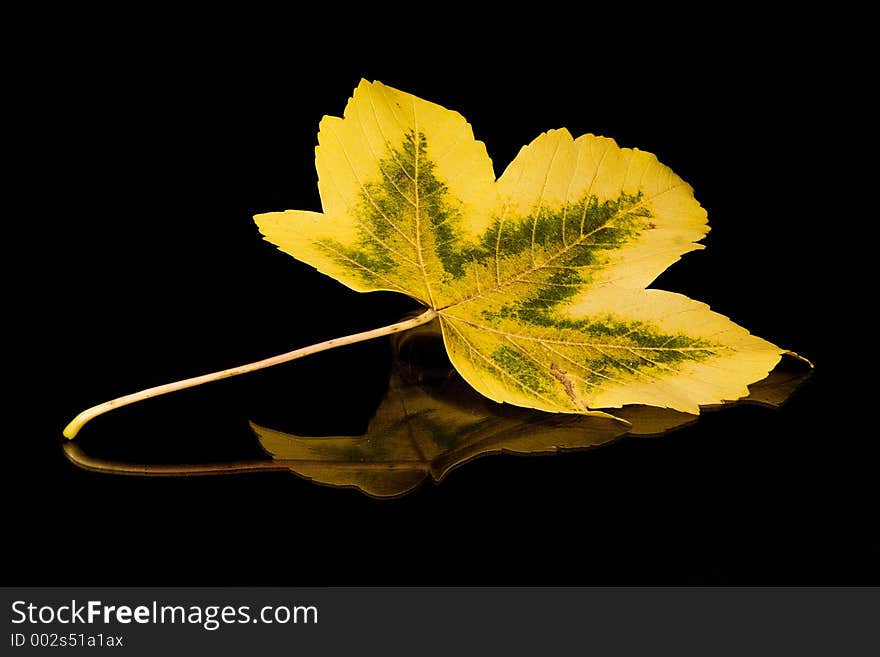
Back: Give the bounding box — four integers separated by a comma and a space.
445, 184, 684, 310
412, 102, 437, 309
315, 240, 409, 294
440, 314, 719, 352
326, 124, 417, 248
538, 342, 627, 387
443, 319, 563, 408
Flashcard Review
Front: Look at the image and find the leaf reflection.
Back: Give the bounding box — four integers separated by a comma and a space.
252, 322, 812, 498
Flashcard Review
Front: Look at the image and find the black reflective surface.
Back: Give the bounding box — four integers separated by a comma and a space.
63, 323, 812, 499
10, 33, 872, 585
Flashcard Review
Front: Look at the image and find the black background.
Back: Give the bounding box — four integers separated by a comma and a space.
9, 17, 872, 585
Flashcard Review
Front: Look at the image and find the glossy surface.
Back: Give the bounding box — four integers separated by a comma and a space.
65, 322, 811, 497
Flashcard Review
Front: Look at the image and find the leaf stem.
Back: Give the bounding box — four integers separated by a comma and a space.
62, 442, 291, 476
63, 307, 438, 440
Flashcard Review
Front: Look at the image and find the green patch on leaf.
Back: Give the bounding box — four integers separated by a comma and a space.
490, 345, 553, 394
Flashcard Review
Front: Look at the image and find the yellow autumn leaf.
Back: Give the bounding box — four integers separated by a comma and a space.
62, 79, 811, 441
256, 80, 805, 416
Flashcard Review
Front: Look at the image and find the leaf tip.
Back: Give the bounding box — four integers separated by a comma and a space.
783, 350, 814, 369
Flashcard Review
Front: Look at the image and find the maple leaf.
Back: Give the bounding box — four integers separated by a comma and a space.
255, 80, 804, 417
63, 80, 809, 439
